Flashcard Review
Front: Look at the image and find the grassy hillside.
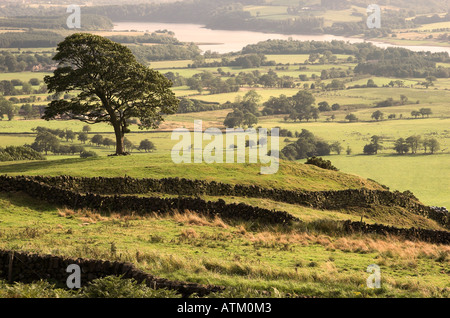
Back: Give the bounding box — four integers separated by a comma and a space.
0, 28, 449, 298
0, 191, 448, 298
0, 153, 384, 192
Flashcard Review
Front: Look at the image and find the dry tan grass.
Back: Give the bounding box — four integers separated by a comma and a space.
58, 207, 230, 229
329, 236, 450, 260
57, 207, 449, 264
244, 229, 450, 263
58, 207, 143, 224
235, 225, 247, 236
180, 228, 199, 240
172, 210, 229, 228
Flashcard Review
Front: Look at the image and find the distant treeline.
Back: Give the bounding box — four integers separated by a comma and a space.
207, 13, 325, 34
0, 0, 448, 38
0, 30, 183, 48
0, 15, 113, 30
177, 98, 226, 113
81, 0, 441, 36
129, 44, 201, 62
83, 1, 325, 34
0, 146, 45, 162
0, 32, 200, 63
0, 51, 54, 72
242, 39, 369, 55
189, 53, 276, 69
354, 57, 450, 78
106, 33, 181, 45
0, 78, 47, 96
353, 47, 450, 78
242, 40, 450, 78
84, 1, 263, 24
0, 31, 63, 48
280, 129, 334, 161
242, 39, 450, 63
412, 13, 450, 25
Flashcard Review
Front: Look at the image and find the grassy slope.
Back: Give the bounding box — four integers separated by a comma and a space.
139, 192, 445, 231
0, 153, 384, 192
0, 192, 448, 298
258, 117, 450, 207
1, 115, 448, 206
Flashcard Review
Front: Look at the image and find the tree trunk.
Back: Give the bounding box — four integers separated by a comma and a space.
113, 123, 125, 155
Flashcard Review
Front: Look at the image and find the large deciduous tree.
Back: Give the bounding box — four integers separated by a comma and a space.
43, 33, 179, 155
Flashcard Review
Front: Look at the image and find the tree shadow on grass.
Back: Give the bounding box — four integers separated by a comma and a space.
0, 192, 58, 213
0, 157, 100, 175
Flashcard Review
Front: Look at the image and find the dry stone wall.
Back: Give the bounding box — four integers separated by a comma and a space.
0, 175, 299, 225
0, 249, 224, 296
342, 221, 450, 245
0, 175, 448, 295
4, 175, 448, 228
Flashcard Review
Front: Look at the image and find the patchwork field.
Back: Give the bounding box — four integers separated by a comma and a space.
0, 23, 449, 298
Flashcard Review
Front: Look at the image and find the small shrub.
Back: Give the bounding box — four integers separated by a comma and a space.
0, 280, 72, 298
0, 146, 45, 161
180, 228, 199, 240
436, 251, 449, 263
80, 151, 98, 158
78, 276, 181, 298
305, 156, 338, 171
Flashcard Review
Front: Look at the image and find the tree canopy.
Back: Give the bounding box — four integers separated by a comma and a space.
43, 33, 179, 155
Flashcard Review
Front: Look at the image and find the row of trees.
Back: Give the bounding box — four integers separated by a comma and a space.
89, 135, 156, 153
106, 33, 181, 45
29, 130, 87, 156
261, 90, 320, 122
280, 129, 335, 161
222, 89, 344, 127
0, 31, 63, 49
223, 91, 261, 128
0, 146, 45, 162
27, 126, 157, 156
375, 94, 415, 108
411, 108, 433, 118
187, 73, 240, 95
130, 43, 201, 62
338, 107, 433, 123
0, 79, 47, 96
177, 98, 225, 114
363, 135, 441, 155
184, 69, 300, 95
0, 51, 54, 73
223, 89, 334, 129
0, 96, 14, 120
0, 15, 113, 31
393, 136, 441, 155
188, 53, 276, 69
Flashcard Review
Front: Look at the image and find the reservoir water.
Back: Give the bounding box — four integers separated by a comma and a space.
113, 21, 450, 55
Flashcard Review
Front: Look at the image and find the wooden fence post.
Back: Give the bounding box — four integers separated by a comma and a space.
8, 252, 14, 283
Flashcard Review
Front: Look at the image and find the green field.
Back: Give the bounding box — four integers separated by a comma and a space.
1, 191, 448, 298
0, 72, 52, 82
1, 30, 450, 298
1, 116, 449, 207
1, 74, 450, 208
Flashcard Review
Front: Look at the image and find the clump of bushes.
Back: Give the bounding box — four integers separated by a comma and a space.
80, 150, 98, 158
0, 146, 46, 162
78, 276, 181, 298
0, 276, 181, 298
281, 129, 331, 161
305, 156, 338, 171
